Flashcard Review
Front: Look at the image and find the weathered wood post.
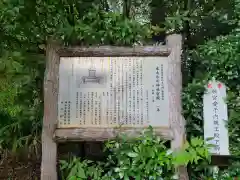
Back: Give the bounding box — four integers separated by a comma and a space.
167, 34, 189, 179
41, 41, 59, 180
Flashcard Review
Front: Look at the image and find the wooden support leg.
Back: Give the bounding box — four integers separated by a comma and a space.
171, 121, 189, 180
167, 34, 189, 180
41, 130, 57, 180
41, 40, 60, 180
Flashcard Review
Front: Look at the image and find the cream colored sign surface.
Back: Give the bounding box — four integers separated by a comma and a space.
58, 57, 169, 128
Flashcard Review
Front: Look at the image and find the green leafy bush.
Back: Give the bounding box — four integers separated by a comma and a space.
60, 127, 211, 180
57, 5, 152, 46
0, 51, 43, 154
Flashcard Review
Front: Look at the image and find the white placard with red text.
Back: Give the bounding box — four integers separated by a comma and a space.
203, 79, 229, 155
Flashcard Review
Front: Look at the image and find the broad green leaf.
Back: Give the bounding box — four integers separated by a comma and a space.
127, 152, 138, 158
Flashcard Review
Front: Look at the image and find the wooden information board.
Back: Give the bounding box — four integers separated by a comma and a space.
41, 34, 189, 180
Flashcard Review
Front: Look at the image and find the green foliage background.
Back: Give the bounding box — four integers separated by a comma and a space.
0, 0, 240, 179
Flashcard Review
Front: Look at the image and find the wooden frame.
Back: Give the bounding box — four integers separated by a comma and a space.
41, 34, 188, 180
55, 45, 174, 141
57, 46, 171, 57
54, 127, 173, 142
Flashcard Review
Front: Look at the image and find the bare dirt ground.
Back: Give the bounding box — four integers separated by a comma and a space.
0, 152, 40, 180
0, 142, 104, 180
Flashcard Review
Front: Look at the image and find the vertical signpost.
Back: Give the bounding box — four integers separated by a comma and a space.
203, 78, 230, 155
